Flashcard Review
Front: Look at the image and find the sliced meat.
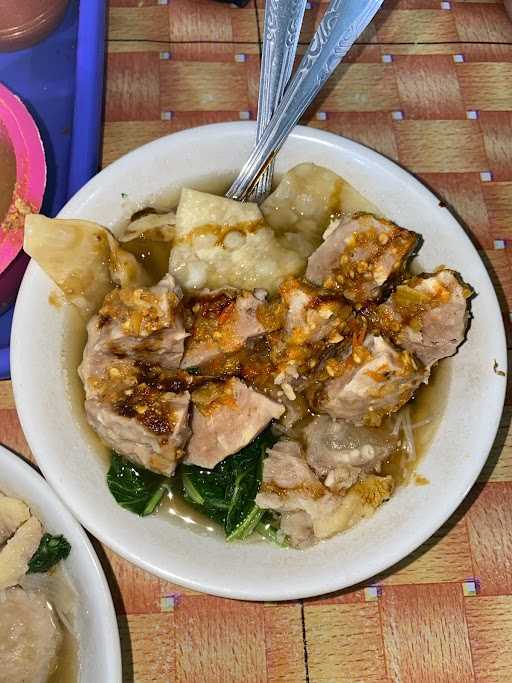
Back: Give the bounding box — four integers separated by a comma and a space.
81, 336, 193, 476
267, 278, 352, 398
181, 288, 283, 369
304, 415, 399, 492
306, 213, 419, 305
374, 269, 472, 367
0, 495, 30, 545
0, 586, 62, 683
0, 516, 43, 590
310, 334, 428, 426
77, 275, 192, 476
85, 388, 190, 477
256, 440, 393, 544
279, 277, 351, 346
185, 378, 284, 468
79, 274, 187, 379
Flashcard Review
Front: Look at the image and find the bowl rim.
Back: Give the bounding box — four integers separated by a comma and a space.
0, 444, 122, 680
11, 121, 508, 601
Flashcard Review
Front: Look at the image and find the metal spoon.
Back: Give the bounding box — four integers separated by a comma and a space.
249, 0, 308, 203
226, 0, 384, 201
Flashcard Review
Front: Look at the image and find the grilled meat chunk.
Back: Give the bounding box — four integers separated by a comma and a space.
181, 288, 282, 369
185, 377, 284, 468
85, 388, 191, 476
306, 213, 419, 305
80, 274, 187, 373
280, 277, 351, 346
374, 269, 472, 367
268, 278, 353, 398
255, 440, 341, 544
79, 276, 192, 475
309, 334, 428, 426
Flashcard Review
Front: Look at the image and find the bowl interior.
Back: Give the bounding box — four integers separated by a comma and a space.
11, 122, 507, 600
0, 446, 121, 681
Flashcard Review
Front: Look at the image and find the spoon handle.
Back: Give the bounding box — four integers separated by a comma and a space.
249, 0, 308, 203
227, 0, 384, 201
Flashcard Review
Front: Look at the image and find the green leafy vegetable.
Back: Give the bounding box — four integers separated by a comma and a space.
106, 429, 284, 545
28, 533, 71, 573
107, 453, 170, 516
185, 366, 201, 375
176, 427, 279, 541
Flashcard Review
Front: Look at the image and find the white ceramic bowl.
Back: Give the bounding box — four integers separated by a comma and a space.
0, 445, 121, 681
11, 122, 507, 601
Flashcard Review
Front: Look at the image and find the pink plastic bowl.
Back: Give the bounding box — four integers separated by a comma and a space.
0, 83, 46, 310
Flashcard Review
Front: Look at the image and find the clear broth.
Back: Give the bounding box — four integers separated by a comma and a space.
382, 360, 450, 486
48, 623, 78, 683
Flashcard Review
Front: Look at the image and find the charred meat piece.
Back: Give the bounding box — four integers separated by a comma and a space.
80, 274, 187, 372
185, 377, 284, 468
78, 275, 193, 476
304, 415, 399, 492
279, 277, 351, 346
267, 278, 353, 399
374, 269, 472, 367
309, 334, 428, 426
82, 358, 192, 476
181, 288, 284, 370
306, 213, 419, 306
85, 385, 191, 477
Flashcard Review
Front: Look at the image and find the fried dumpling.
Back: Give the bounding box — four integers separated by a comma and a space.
24, 215, 150, 318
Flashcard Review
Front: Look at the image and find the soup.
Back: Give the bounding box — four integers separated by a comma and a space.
48, 163, 462, 550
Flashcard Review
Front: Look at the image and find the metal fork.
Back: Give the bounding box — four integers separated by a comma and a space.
248, 0, 308, 203
226, 0, 384, 201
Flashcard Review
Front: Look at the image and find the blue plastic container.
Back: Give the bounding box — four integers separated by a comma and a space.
0, 0, 107, 379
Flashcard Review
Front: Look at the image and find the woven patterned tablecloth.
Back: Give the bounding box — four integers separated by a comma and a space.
2, 1, 512, 680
